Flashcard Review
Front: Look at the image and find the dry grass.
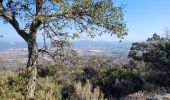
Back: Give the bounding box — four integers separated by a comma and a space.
72, 80, 106, 100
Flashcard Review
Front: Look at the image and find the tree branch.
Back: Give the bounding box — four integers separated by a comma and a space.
29, 0, 43, 36
42, 12, 68, 17
38, 49, 57, 62
0, 2, 29, 42
36, 0, 42, 15
23, 5, 34, 16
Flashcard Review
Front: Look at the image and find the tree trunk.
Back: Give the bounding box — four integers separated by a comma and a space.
26, 39, 38, 99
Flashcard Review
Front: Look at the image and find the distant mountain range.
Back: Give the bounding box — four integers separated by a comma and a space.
0, 40, 133, 68
72, 40, 132, 49
0, 40, 132, 50
0, 41, 27, 50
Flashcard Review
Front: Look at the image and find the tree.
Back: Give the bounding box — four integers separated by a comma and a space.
0, 0, 127, 99
129, 33, 170, 74
146, 33, 162, 42
129, 34, 170, 87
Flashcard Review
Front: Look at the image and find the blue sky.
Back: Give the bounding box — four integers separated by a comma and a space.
0, 0, 170, 42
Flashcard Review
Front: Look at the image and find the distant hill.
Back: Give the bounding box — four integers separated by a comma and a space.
0, 41, 27, 50
72, 40, 132, 49
0, 40, 132, 50
0, 40, 132, 68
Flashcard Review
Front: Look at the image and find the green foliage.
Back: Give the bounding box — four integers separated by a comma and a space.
72, 33, 80, 39
37, 63, 65, 78
146, 33, 163, 42
2, 57, 170, 99
142, 82, 157, 92
86, 56, 111, 68
129, 34, 170, 72
35, 77, 62, 100
0, 68, 62, 100
61, 84, 75, 100
102, 66, 143, 98
129, 33, 170, 89
0, 70, 26, 99
35, 60, 145, 99
36, 63, 82, 99
145, 70, 170, 87
77, 65, 143, 98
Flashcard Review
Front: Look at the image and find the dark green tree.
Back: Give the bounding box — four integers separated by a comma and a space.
129, 34, 170, 71
146, 33, 162, 42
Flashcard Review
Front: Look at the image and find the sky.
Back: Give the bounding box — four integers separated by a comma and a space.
0, 0, 170, 42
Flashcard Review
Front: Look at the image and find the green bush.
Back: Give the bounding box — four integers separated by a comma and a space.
145, 70, 170, 87
35, 77, 62, 100
142, 82, 157, 92
37, 63, 65, 78
101, 66, 143, 98
0, 70, 26, 99
0, 68, 62, 100
77, 65, 143, 98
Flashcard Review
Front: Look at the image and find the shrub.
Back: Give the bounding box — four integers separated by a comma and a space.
0, 68, 62, 100
76, 65, 143, 98
61, 84, 75, 100
145, 70, 170, 87
37, 63, 65, 78
72, 80, 106, 100
0, 70, 26, 99
35, 77, 62, 100
100, 66, 143, 98
142, 82, 157, 92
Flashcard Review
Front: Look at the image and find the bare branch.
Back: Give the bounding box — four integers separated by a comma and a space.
38, 49, 57, 62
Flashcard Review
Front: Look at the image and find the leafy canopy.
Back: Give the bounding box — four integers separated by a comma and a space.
0, 0, 127, 43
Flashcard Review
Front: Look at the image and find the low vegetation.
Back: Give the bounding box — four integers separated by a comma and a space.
0, 34, 170, 99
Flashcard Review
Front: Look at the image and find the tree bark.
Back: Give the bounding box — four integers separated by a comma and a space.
26, 37, 38, 99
